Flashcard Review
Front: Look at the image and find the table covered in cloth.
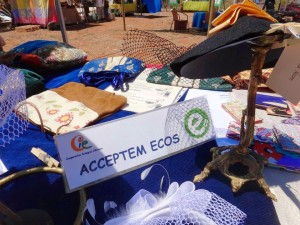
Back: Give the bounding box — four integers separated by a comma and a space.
0, 66, 281, 225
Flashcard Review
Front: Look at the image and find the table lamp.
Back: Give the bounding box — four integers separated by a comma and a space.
170, 16, 291, 201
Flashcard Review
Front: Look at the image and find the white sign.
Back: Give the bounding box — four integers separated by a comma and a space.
54, 97, 216, 192
266, 44, 300, 105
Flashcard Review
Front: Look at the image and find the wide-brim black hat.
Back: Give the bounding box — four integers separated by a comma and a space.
170, 16, 284, 79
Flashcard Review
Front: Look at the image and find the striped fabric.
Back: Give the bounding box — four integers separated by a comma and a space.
10, 0, 58, 26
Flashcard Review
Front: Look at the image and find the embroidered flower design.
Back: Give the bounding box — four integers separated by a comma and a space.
55, 112, 73, 124
47, 109, 59, 115
73, 125, 80, 130
36, 95, 44, 100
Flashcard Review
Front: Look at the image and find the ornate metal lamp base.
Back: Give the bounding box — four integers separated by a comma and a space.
193, 146, 277, 201
192, 33, 290, 201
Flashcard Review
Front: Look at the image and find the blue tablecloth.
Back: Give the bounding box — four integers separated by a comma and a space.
0, 67, 280, 225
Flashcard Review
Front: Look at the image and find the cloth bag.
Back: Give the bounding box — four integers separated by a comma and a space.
18, 82, 127, 134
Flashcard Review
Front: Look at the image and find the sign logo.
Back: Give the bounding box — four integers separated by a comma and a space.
70, 135, 92, 151
184, 108, 210, 138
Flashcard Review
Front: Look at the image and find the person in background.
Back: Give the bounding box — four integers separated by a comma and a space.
0, 35, 15, 66
104, 0, 109, 21
263, 0, 276, 17
95, 0, 104, 22
0, 35, 6, 52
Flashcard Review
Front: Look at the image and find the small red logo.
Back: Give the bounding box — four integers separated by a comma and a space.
70, 135, 91, 151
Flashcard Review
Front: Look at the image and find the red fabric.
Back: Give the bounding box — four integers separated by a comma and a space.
145, 64, 164, 69
19, 53, 45, 67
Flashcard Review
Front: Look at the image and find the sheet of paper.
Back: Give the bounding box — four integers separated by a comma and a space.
105, 69, 183, 113
185, 89, 232, 137
0, 159, 8, 175
266, 44, 300, 105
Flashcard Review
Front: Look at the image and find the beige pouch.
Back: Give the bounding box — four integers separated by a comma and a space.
52, 82, 127, 119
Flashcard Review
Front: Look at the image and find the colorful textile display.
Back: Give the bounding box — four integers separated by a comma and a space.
0, 65, 28, 148
18, 82, 127, 134
273, 123, 300, 154
146, 65, 233, 91
226, 121, 300, 172
78, 56, 145, 89
10, 0, 58, 26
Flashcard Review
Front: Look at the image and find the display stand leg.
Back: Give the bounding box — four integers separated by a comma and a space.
194, 44, 277, 201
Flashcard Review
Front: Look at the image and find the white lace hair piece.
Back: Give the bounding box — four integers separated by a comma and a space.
0, 65, 28, 147
103, 181, 247, 225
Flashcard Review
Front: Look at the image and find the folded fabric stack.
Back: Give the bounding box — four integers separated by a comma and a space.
18, 82, 127, 134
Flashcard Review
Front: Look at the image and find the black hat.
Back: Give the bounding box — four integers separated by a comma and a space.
170, 16, 284, 79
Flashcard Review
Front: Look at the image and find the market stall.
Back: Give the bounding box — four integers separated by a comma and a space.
110, 0, 137, 15
10, 0, 58, 26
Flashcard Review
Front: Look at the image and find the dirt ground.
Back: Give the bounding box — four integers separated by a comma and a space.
0, 11, 207, 60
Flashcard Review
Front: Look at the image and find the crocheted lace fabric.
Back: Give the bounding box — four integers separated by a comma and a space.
0, 65, 28, 147
103, 181, 247, 225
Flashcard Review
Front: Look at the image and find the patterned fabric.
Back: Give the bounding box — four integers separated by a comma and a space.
225, 121, 300, 172
10, 40, 58, 54
24, 90, 98, 134
222, 68, 273, 90
78, 56, 144, 89
289, 102, 300, 115
31, 42, 87, 68
226, 121, 275, 143
10, 0, 58, 26
222, 100, 263, 124
273, 123, 300, 153
146, 65, 233, 91
11, 40, 88, 71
